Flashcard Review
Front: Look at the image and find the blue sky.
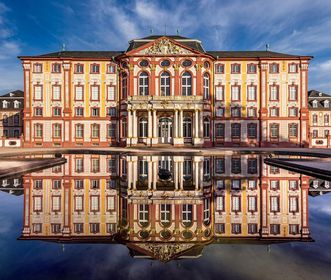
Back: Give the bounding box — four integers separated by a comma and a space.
1, 0, 331, 94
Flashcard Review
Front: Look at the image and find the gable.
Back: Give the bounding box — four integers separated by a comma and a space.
129, 37, 198, 56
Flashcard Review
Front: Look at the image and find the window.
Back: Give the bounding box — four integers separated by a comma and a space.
216, 180, 225, 190
33, 63, 42, 73
182, 72, 192, 96
107, 64, 115, 73
33, 196, 42, 212
289, 196, 298, 212
90, 196, 99, 211
231, 123, 241, 138
215, 63, 224, 74
75, 180, 84, 189
35, 124, 43, 138
313, 129, 318, 138
203, 198, 210, 224
34, 107, 43, 116
312, 114, 318, 124
52, 85, 61, 100
106, 223, 117, 234
51, 224, 61, 234
160, 72, 170, 96
270, 180, 279, 190
270, 224, 280, 235
289, 85, 298, 101
106, 86, 115, 101
288, 63, 298, 73
182, 204, 193, 226
248, 223, 258, 234
53, 180, 61, 189
232, 179, 241, 190
91, 158, 100, 172
75, 158, 84, 172
247, 158, 257, 174
203, 73, 210, 99
248, 180, 257, 190
52, 196, 61, 212
107, 107, 117, 117
107, 123, 116, 138
90, 223, 100, 233
14, 101, 20, 109
53, 124, 61, 138
215, 85, 224, 101
312, 100, 318, 108
139, 118, 148, 138
231, 157, 241, 174
121, 73, 128, 98
203, 158, 210, 178
247, 64, 257, 74
216, 107, 225, 117
91, 85, 99, 101
91, 108, 99, 117
139, 72, 149, 96
75, 86, 83, 100
53, 107, 61, 116
160, 59, 170, 67
247, 85, 257, 101
247, 108, 256, 117
107, 196, 115, 211
232, 196, 241, 212
91, 124, 99, 138
215, 123, 225, 137
288, 123, 298, 138
160, 204, 171, 225
73, 108, 83, 118
14, 115, 19, 124
183, 117, 192, 138
138, 160, 148, 178
215, 158, 225, 174
107, 179, 116, 189
90, 64, 100, 74
231, 64, 241, 74
247, 123, 257, 139
74, 223, 84, 233
32, 223, 42, 233
216, 196, 225, 211
270, 85, 279, 101
248, 196, 257, 212
231, 107, 241, 117
289, 180, 298, 190
231, 85, 240, 101
216, 223, 225, 234
325, 130, 329, 138
75, 124, 84, 138
289, 224, 299, 235
139, 204, 149, 225
52, 63, 61, 73
270, 124, 279, 138
108, 159, 117, 173
289, 107, 298, 117
324, 114, 329, 125
270, 196, 280, 212
269, 63, 279, 74
324, 100, 329, 108
75, 63, 84, 73
34, 85, 42, 100
231, 223, 241, 234
203, 117, 210, 138
182, 59, 192, 67
122, 119, 127, 138
2, 100, 8, 108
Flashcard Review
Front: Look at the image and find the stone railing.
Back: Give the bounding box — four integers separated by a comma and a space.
127, 95, 204, 102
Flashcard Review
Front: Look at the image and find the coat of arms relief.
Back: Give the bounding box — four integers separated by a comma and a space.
138, 39, 193, 55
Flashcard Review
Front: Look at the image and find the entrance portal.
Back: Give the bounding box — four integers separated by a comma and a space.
158, 117, 173, 144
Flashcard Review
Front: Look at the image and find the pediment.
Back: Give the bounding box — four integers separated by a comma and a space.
132, 38, 196, 56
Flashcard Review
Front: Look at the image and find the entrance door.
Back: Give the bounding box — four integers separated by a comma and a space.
159, 118, 172, 144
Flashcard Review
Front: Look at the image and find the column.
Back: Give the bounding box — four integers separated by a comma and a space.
127, 110, 132, 138
179, 160, 184, 190
194, 160, 199, 190
174, 160, 179, 190
301, 175, 310, 237
127, 159, 132, 190
194, 110, 199, 138
62, 179, 71, 235
133, 110, 137, 138
199, 110, 203, 138
152, 158, 158, 190
261, 178, 269, 236
174, 110, 178, 138
152, 110, 158, 145
22, 63, 31, 145
63, 62, 72, 146
22, 177, 31, 235
259, 62, 268, 146
179, 110, 183, 138
148, 110, 152, 139
132, 158, 137, 190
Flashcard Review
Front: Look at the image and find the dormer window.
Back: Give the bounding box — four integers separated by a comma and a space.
2, 100, 8, 108
312, 100, 318, 108
14, 100, 20, 109
324, 100, 329, 108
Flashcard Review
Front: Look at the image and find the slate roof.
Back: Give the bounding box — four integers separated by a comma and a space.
308, 89, 331, 98
308, 90, 331, 109
0, 90, 24, 110
207, 50, 308, 59
18, 51, 124, 59
0, 90, 24, 98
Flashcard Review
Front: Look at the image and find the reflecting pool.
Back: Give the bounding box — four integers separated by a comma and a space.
1, 153, 331, 279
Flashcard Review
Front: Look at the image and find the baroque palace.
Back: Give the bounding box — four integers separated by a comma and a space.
18, 35, 312, 148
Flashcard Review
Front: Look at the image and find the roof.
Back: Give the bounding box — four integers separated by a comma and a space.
139, 35, 190, 40
207, 50, 310, 59
308, 89, 331, 98
0, 90, 24, 98
18, 51, 124, 59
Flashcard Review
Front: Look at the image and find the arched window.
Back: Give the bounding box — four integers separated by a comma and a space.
182, 204, 193, 227
182, 72, 192, 96
139, 72, 149, 96
139, 117, 148, 137
121, 73, 127, 98
203, 73, 210, 99
138, 204, 149, 227
183, 117, 192, 138
160, 72, 170, 96
138, 160, 148, 179
160, 204, 171, 227
203, 117, 210, 138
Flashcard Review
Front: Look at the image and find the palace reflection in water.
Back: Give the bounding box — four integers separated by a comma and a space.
19, 154, 312, 262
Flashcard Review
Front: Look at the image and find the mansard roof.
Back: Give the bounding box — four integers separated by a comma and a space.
18, 51, 124, 59
207, 50, 309, 59
0, 90, 24, 98
308, 89, 331, 98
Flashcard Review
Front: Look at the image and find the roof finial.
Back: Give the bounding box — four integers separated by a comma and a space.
150, 28, 153, 35
266, 43, 270, 51
61, 43, 66, 52
164, 24, 167, 35
176, 28, 180, 35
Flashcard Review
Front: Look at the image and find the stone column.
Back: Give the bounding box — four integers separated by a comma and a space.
132, 110, 138, 145
22, 63, 31, 145
152, 110, 158, 144
301, 175, 310, 237
127, 159, 132, 190
259, 62, 268, 146
62, 179, 71, 235
179, 110, 183, 138
194, 160, 199, 190
261, 177, 269, 236
199, 110, 203, 138
179, 160, 184, 190
148, 110, 152, 138
132, 157, 137, 190
193, 110, 203, 146
22, 176, 31, 235
152, 158, 158, 190
174, 159, 179, 190
174, 110, 178, 138
127, 110, 132, 138
147, 160, 152, 190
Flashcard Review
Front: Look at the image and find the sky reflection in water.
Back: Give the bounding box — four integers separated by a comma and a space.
0, 154, 331, 280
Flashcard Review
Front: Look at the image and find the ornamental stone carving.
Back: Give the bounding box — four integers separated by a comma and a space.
139, 39, 193, 55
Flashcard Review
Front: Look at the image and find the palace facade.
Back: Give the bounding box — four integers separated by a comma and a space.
18, 35, 312, 148
19, 153, 311, 261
